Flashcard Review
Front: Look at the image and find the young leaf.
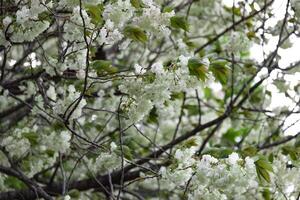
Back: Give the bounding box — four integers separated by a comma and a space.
147, 107, 158, 124
23, 132, 38, 145
130, 0, 145, 8
242, 146, 257, 157
255, 156, 273, 183
122, 145, 133, 160
256, 167, 271, 183
262, 189, 271, 200
85, 4, 103, 26
209, 60, 230, 84
124, 25, 148, 43
256, 158, 273, 172
170, 16, 189, 32
203, 147, 233, 158
222, 127, 249, 144
188, 58, 208, 81
282, 146, 299, 161
91, 60, 118, 75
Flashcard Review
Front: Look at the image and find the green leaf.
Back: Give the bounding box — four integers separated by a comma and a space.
124, 25, 148, 43
268, 153, 274, 163
255, 155, 273, 183
246, 31, 256, 40
256, 167, 271, 183
182, 138, 199, 148
203, 147, 233, 158
46, 149, 55, 157
170, 92, 185, 100
224, 6, 241, 16
222, 127, 249, 144
249, 87, 263, 104
130, 0, 145, 8
163, 6, 174, 13
4, 177, 26, 189
242, 146, 257, 157
262, 188, 271, 200
295, 137, 300, 148
204, 87, 212, 99
122, 145, 133, 160
256, 158, 273, 172
183, 104, 199, 116
170, 16, 189, 32
282, 146, 299, 161
188, 58, 208, 81
147, 107, 158, 124
85, 4, 103, 25
209, 60, 230, 84
91, 60, 118, 75
23, 132, 38, 145
183, 38, 196, 49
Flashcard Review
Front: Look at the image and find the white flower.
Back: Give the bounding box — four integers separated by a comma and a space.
202, 58, 210, 66
64, 195, 71, 200
119, 39, 131, 50
245, 157, 255, 169
16, 6, 31, 24
179, 55, 190, 67
106, 29, 123, 44
143, 0, 154, 6
104, 19, 115, 30
110, 142, 117, 151
46, 85, 57, 101
134, 64, 146, 75
71, 99, 87, 119
68, 85, 76, 93
225, 32, 249, 54
3, 16, 12, 27
201, 155, 218, 164
77, 69, 86, 79
227, 152, 240, 165
1, 136, 31, 158
95, 152, 121, 173
151, 62, 164, 75
103, 0, 134, 28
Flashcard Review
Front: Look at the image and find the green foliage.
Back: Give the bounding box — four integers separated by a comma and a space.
188, 58, 208, 81
147, 107, 158, 124
85, 4, 103, 26
246, 31, 257, 40
224, 6, 241, 16
241, 146, 257, 157
91, 60, 118, 75
124, 25, 148, 43
255, 155, 273, 183
4, 177, 26, 189
282, 146, 300, 161
262, 188, 271, 200
183, 138, 199, 148
23, 132, 38, 145
122, 145, 133, 160
222, 127, 249, 145
249, 87, 264, 104
183, 104, 199, 116
203, 147, 233, 158
170, 16, 189, 32
209, 60, 230, 84
204, 87, 212, 99
130, 0, 145, 8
